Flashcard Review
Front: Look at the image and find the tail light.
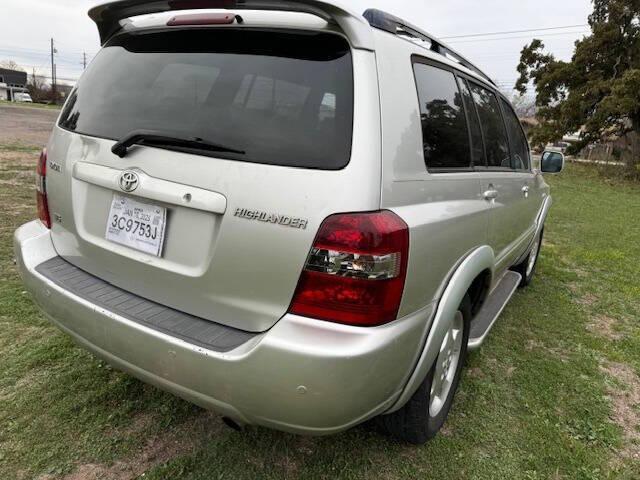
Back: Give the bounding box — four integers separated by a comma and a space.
289, 211, 409, 327
36, 148, 51, 229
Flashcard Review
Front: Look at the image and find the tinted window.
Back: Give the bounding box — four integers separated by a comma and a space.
457, 77, 485, 167
501, 99, 530, 170
413, 63, 470, 170
59, 29, 354, 170
470, 84, 510, 169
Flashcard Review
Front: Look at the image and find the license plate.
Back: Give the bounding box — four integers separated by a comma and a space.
105, 194, 167, 257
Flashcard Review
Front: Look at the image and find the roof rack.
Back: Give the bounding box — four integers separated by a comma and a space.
362, 8, 496, 87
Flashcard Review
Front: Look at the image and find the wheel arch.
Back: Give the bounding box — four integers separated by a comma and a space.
386, 245, 495, 413
468, 268, 492, 317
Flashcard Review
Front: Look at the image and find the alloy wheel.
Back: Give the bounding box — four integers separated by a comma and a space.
429, 310, 464, 417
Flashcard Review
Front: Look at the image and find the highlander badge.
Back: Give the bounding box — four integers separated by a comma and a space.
234, 208, 308, 230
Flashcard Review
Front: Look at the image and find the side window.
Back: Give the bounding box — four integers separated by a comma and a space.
501, 99, 531, 170
457, 77, 485, 167
470, 83, 511, 169
413, 63, 471, 170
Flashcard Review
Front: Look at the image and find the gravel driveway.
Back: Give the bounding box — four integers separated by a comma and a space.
0, 104, 59, 146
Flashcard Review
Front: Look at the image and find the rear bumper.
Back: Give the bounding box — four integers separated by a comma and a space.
14, 220, 435, 435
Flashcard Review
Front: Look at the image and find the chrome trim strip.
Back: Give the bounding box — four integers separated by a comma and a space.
73, 162, 227, 214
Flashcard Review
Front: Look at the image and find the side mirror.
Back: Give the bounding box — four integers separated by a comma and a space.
541, 151, 565, 174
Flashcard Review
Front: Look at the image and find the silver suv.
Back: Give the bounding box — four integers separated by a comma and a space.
14, 1, 564, 444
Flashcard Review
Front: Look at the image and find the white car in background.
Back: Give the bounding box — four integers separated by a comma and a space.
546, 141, 570, 154
14, 93, 33, 103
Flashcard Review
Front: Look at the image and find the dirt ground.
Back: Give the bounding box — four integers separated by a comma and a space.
0, 104, 60, 146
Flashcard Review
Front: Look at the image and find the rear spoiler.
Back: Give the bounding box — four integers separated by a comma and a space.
88, 0, 374, 49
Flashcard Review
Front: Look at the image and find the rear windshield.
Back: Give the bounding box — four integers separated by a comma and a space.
59, 29, 354, 170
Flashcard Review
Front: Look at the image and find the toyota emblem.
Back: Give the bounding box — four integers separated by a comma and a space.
119, 171, 139, 193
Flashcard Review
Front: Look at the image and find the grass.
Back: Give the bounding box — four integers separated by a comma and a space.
1, 147, 639, 479
0, 100, 61, 111
0, 143, 42, 153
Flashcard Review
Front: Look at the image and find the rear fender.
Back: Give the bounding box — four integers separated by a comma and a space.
386, 245, 494, 413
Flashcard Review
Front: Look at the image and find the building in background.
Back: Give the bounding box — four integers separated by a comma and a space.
0, 67, 28, 101
57, 83, 74, 99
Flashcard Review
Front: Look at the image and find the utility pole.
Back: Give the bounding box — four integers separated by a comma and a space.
50, 38, 57, 100
82, 52, 87, 70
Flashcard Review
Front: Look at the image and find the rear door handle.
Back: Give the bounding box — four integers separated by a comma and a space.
483, 189, 499, 201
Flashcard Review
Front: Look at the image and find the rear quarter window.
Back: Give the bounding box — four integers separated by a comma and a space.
469, 83, 511, 169
59, 29, 354, 170
501, 98, 531, 170
457, 77, 485, 168
413, 62, 471, 171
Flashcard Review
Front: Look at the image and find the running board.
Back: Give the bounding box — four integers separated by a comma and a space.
468, 271, 521, 351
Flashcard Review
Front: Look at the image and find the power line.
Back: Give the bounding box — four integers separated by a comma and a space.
0, 46, 95, 63
54, 39, 98, 56
0, 44, 95, 55
447, 30, 590, 45
25, 73, 80, 83
0, 50, 93, 70
15, 62, 80, 83
1, 40, 98, 59
472, 47, 575, 59
440, 24, 589, 40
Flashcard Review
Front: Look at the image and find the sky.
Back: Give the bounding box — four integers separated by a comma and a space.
0, 0, 593, 95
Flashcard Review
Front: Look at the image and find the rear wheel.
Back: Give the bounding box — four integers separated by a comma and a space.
513, 228, 543, 288
377, 295, 471, 444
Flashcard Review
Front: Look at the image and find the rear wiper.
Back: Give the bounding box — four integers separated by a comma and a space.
112, 130, 245, 158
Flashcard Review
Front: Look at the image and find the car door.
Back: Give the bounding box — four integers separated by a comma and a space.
467, 81, 525, 270
500, 98, 539, 243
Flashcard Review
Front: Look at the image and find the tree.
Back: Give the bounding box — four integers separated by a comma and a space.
516, 0, 640, 176
0, 60, 24, 71
27, 69, 49, 103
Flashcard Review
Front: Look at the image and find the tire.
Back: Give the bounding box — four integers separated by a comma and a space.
377, 295, 471, 445
512, 228, 544, 288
